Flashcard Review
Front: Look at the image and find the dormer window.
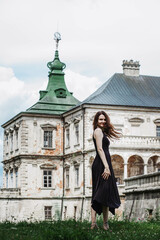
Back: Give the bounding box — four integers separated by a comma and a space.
55, 88, 67, 98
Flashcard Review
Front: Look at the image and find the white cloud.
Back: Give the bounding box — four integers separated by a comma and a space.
65, 69, 101, 101
0, 67, 24, 103
0, 67, 48, 124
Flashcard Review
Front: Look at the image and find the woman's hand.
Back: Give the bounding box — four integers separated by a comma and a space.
101, 167, 111, 180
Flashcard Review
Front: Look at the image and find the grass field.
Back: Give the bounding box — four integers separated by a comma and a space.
0, 219, 160, 240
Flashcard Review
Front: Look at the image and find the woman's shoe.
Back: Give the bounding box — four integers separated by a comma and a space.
103, 221, 109, 230
90, 222, 99, 230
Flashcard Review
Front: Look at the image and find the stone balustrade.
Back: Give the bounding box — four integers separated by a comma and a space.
124, 172, 160, 192
87, 135, 160, 149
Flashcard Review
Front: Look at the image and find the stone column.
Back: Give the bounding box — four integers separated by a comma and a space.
124, 163, 128, 179
144, 163, 147, 174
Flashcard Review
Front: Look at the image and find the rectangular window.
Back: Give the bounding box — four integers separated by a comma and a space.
44, 131, 52, 148
43, 170, 52, 187
15, 169, 18, 188
156, 126, 160, 137
66, 168, 69, 188
74, 206, 77, 220
66, 128, 70, 147
10, 170, 13, 188
75, 124, 79, 144
64, 206, 67, 220
75, 166, 79, 187
6, 172, 8, 188
44, 206, 52, 220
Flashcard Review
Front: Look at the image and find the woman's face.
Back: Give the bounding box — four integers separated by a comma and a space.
98, 114, 106, 128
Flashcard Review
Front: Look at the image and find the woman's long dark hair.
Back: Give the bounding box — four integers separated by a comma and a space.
93, 111, 121, 139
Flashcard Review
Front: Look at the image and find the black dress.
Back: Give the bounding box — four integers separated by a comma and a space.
91, 132, 121, 215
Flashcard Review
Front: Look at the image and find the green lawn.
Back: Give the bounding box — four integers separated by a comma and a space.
0, 219, 159, 240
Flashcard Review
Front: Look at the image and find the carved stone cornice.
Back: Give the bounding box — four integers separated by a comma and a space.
40, 123, 57, 130
40, 163, 57, 170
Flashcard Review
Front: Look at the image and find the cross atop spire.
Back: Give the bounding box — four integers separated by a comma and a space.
54, 32, 61, 50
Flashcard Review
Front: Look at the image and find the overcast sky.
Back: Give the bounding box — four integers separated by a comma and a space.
0, 0, 160, 186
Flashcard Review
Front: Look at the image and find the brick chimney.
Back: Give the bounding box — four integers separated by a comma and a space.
122, 59, 140, 77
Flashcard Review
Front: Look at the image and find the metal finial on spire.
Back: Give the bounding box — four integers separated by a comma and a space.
54, 32, 61, 50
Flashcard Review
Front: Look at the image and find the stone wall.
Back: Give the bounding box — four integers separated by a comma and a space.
124, 172, 160, 220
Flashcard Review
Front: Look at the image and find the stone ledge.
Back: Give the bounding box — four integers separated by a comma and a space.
124, 186, 160, 194
124, 171, 160, 182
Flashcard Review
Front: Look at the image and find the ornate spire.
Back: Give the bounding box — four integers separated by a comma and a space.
54, 32, 61, 50
47, 32, 66, 75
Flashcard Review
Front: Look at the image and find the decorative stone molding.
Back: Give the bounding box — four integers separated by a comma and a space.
40, 123, 57, 130
4, 163, 10, 171
14, 124, 20, 130
128, 117, 144, 127
14, 161, 21, 168
4, 129, 9, 135
9, 163, 14, 170
33, 121, 37, 126
40, 163, 57, 169
154, 118, 160, 125
128, 118, 144, 123
73, 117, 81, 124
64, 162, 70, 168
9, 127, 14, 133
73, 159, 80, 166
64, 122, 70, 128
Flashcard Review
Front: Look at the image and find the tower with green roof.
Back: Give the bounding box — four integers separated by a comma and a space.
0, 33, 81, 223
27, 32, 80, 115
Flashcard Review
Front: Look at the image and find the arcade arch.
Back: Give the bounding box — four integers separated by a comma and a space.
147, 155, 160, 173
128, 155, 144, 177
111, 155, 124, 184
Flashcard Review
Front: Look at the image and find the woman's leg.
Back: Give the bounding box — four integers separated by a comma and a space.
91, 207, 98, 229
102, 206, 109, 230
91, 207, 96, 223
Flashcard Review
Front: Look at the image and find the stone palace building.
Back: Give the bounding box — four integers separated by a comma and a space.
0, 34, 160, 221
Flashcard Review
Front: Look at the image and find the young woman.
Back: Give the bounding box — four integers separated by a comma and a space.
91, 111, 121, 230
